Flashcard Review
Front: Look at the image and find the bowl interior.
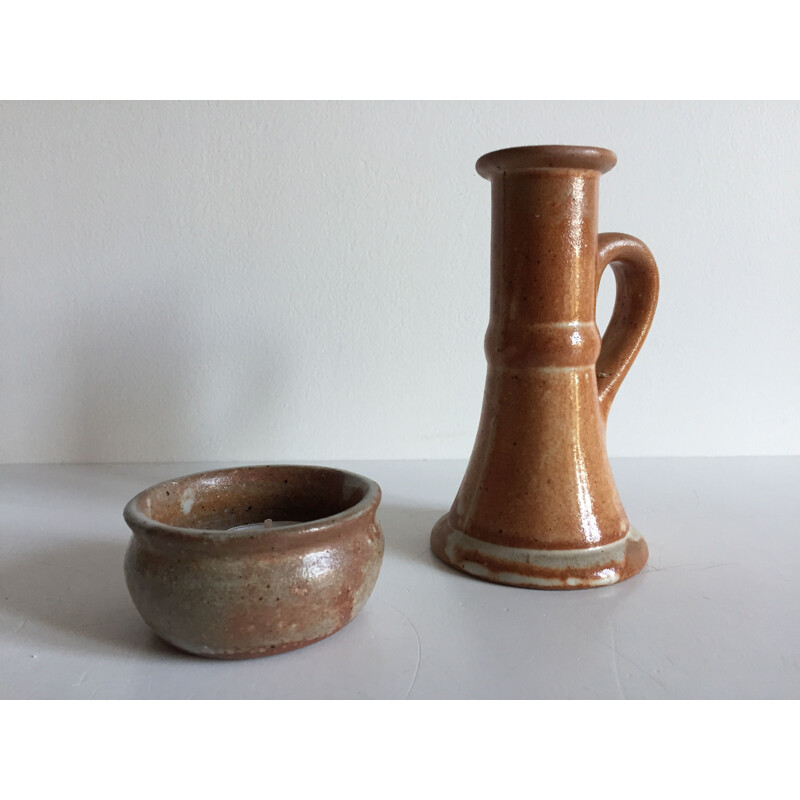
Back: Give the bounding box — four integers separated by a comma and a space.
131, 465, 374, 531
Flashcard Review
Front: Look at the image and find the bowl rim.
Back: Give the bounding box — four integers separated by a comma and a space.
123, 464, 381, 541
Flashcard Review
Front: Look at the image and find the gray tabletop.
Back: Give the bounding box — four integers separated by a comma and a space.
1, 457, 798, 699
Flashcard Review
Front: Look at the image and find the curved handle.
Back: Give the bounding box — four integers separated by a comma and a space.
595, 233, 659, 420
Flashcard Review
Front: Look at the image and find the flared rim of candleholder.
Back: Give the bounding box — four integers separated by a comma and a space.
476, 145, 617, 178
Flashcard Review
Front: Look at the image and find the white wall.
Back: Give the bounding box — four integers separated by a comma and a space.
2, 101, 798, 463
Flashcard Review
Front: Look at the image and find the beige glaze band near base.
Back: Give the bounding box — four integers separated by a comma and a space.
431, 515, 648, 589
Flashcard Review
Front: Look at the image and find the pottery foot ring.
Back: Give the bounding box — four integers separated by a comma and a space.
431, 514, 648, 589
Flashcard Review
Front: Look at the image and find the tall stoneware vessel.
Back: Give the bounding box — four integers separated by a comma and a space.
431, 145, 659, 589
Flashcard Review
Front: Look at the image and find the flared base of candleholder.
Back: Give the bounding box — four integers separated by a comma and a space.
430, 516, 648, 590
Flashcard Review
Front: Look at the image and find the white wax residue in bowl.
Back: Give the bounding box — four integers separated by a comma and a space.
227, 519, 300, 532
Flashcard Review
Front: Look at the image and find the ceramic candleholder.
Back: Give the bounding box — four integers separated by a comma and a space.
431, 145, 659, 589
123, 465, 383, 658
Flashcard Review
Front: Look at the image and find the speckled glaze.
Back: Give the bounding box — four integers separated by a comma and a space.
124, 465, 383, 658
431, 146, 659, 589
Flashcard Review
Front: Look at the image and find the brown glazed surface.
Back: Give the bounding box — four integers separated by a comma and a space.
124, 465, 383, 658
431, 145, 659, 589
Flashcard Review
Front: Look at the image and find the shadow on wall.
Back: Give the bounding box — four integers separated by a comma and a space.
64, 280, 288, 463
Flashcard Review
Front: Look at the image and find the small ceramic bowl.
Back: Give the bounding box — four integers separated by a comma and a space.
123, 465, 383, 659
